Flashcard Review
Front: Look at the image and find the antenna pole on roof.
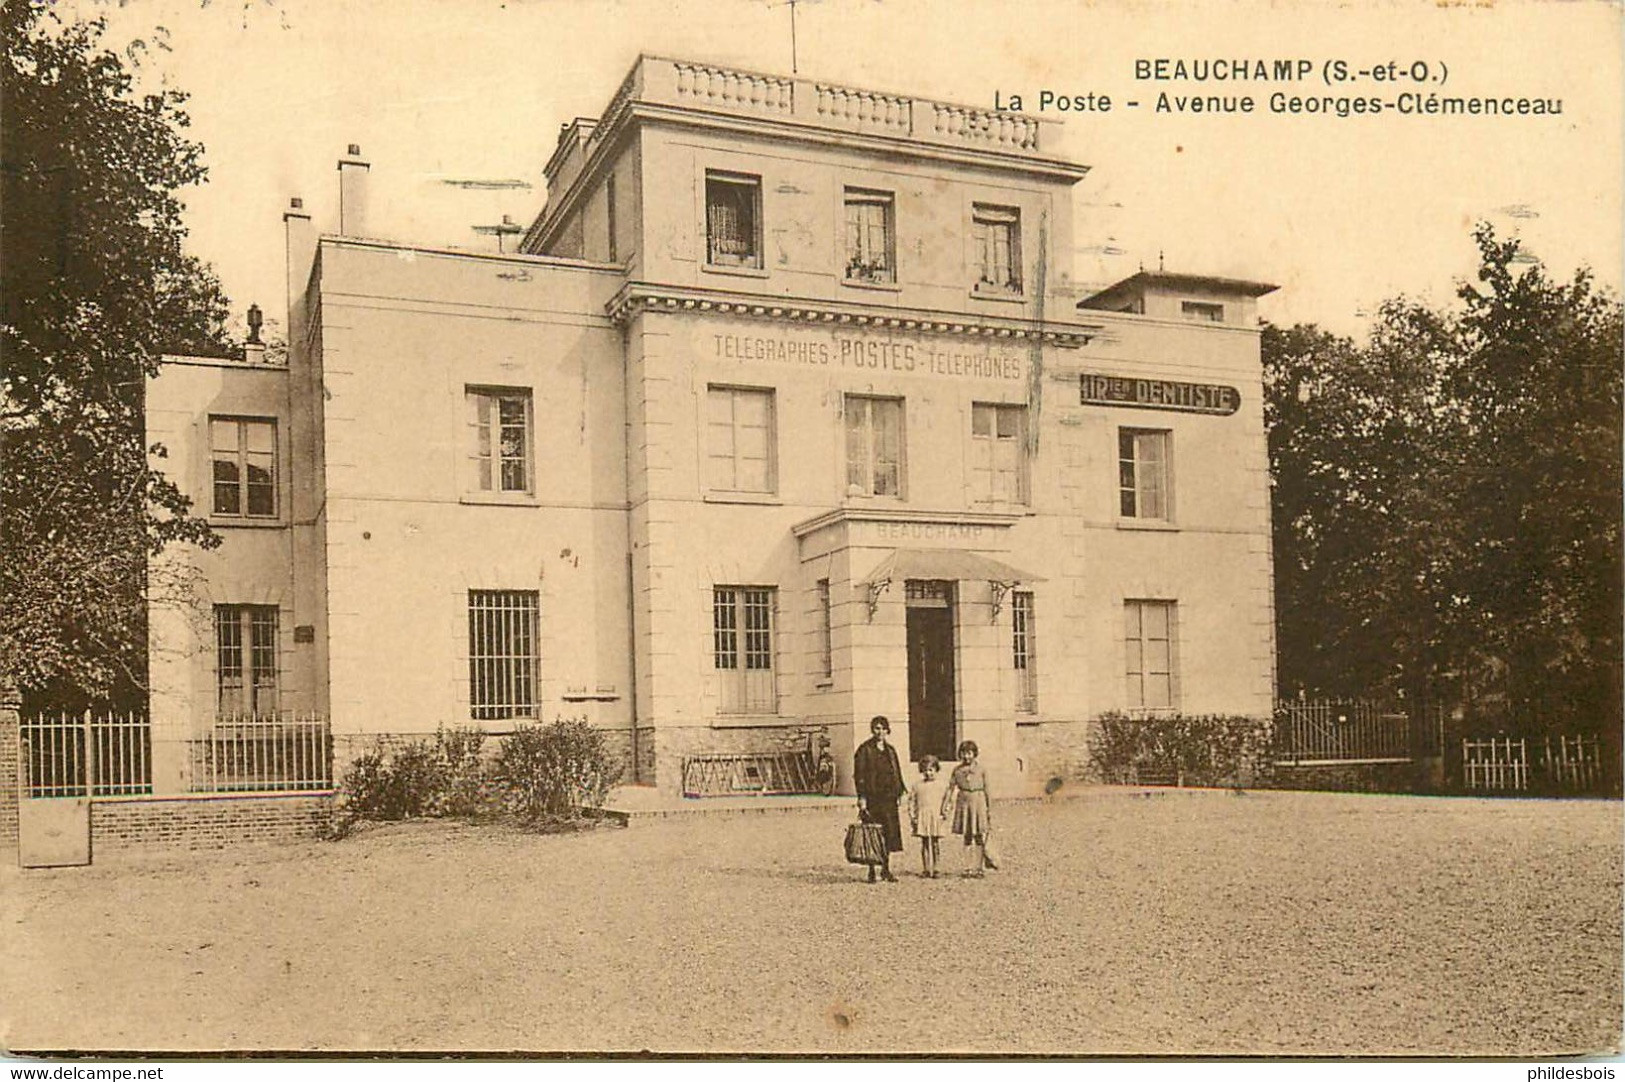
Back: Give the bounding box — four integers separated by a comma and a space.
790, 0, 799, 73
769, 0, 807, 74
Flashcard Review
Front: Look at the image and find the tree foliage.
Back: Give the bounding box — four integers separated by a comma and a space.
1265, 226, 1623, 732
2, 1, 230, 705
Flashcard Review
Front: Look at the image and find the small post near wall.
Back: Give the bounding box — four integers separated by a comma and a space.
0, 684, 20, 857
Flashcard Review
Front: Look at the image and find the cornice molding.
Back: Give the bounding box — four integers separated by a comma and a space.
792, 506, 1023, 539
608, 282, 1100, 349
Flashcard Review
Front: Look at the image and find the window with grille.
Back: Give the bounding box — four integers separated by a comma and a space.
844, 188, 895, 284
1125, 599, 1178, 712
1119, 428, 1171, 521
1012, 590, 1037, 713
468, 590, 539, 719
605, 174, 618, 263
713, 586, 776, 713
706, 386, 776, 494
845, 395, 904, 498
468, 388, 533, 495
216, 605, 279, 716
971, 403, 1027, 503
816, 579, 833, 681
706, 172, 762, 268
972, 204, 1021, 293
211, 418, 277, 518
1181, 300, 1225, 322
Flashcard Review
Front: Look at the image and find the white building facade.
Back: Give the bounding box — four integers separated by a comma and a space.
145, 56, 1278, 799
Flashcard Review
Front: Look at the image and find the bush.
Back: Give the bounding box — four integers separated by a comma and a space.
433, 725, 490, 818
336, 726, 495, 825
1088, 713, 1274, 789
492, 718, 623, 825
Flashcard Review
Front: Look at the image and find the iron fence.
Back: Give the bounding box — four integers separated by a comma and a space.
19, 711, 153, 798
189, 712, 333, 793
1273, 699, 1411, 763
1462, 734, 1606, 793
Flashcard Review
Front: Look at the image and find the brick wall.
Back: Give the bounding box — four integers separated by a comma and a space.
1266, 760, 1428, 794
1013, 717, 1097, 794
597, 726, 657, 786
329, 725, 655, 788
653, 722, 832, 796
91, 794, 333, 856
0, 698, 19, 854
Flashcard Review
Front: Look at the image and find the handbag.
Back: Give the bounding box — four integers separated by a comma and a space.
844, 820, 886, 866
982, 832, 1001, 869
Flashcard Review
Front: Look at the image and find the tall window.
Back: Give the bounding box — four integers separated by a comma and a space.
816, 579, 833, 681
972, 204, 1021, 294
468, 388, 533, 495
1012, 590, 1037, 713
211, 418, 277, 518
971, 403, 1027, 503
468, 590, 539, 720
605, 174, 618, 263
845, 395, 904, 498
216, 605, 278, 716
844, 188, 895, 284
706, 386, 776, 494
714, 586, 776, 713
706, 172, 762, 268
1119, 428, 1171, 521
1125, 600, 1177, 712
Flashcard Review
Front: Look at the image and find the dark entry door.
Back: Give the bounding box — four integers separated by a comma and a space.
906, 606, 956, 762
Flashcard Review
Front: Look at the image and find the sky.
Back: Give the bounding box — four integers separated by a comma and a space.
61, 0, 1625, 338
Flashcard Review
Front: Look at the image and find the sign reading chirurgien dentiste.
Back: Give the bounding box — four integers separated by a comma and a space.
1079, 372, 1241, 415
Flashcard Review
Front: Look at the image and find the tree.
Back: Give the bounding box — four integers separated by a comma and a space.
1265, 226, 1623, 734
2, 1, 230, 707
1447, 227, 1623, 728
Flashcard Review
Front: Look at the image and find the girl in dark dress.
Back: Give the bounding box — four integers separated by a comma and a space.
853, 715, 907, 883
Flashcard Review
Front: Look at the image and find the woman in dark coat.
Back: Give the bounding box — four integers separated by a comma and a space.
853, 715, 907, 883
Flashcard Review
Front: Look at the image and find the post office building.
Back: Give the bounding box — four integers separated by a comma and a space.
145, 56, 1278, 801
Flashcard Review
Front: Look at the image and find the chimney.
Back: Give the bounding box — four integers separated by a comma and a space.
283, 196, 315, 334
338, 143, 370, 237
244, 303, 267, 365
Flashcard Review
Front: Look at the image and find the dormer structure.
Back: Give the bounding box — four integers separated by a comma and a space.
1079, 270, 1278, 327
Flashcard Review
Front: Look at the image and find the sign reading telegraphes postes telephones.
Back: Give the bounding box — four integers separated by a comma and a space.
1079, 372, 1241, 416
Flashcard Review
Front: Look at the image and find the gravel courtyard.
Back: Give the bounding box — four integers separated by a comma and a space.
2, 789, 1619, 1057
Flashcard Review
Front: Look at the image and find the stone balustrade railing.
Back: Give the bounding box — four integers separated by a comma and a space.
673, 61, 795, 116
929, 102, 1041, 151
638, 57, 1048, 156
814, 83, 913, 135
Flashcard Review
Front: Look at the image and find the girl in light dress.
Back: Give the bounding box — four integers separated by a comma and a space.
907, 755, 951, 878
942, 740, 992, 877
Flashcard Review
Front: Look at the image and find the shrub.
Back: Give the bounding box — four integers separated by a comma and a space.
1088, 713, 1273, 789
492, 718, 623, 825
336, 726, 495, 826
433, 725, 491, 818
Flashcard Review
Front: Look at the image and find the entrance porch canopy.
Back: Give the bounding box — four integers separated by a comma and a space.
858, 548, 1045, 621
859, 548, 1046, 588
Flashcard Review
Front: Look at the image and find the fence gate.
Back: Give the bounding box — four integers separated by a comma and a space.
17, 711, 151, 867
